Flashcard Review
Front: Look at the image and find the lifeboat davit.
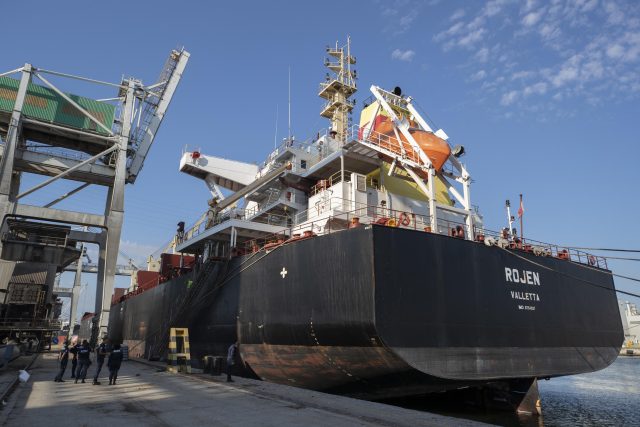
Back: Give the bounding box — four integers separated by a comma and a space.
369, 115, 451, 172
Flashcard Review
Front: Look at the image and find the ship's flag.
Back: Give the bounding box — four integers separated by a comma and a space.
517, 194, 524, 218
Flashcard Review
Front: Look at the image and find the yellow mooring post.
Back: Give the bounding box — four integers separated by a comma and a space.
168, 327, 191, 373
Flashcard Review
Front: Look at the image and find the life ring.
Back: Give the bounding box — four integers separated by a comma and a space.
399, 212, 411, 226
588, 255, 596, 266
386, 218, 398, 227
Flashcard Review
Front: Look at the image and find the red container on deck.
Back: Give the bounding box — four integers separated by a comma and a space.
159, 253, 195, 277
137, 270, 160, 290
111, 288, 127, 305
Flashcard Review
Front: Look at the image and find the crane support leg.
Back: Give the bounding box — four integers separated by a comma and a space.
0, 66, 31, 254
93, 82, 134, 343
68, 244, 84, 340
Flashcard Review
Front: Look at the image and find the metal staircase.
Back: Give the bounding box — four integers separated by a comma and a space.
245, 189, 282, 221
148, 259, 229, 360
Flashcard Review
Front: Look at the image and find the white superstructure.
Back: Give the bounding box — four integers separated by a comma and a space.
620, 300, 640, 344
174, 38, 482, 258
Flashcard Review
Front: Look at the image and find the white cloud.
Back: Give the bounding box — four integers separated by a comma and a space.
379, 1, 424, 35
522, 9, 544, 27
450, 8, 466, 21
475, 47, 490, 62
431, 0, 640, 115
511, 70, 534, 80
606, 43, 624, 59
434, 22, 465, 41
458, 28, 487, 48
391, 49, 416, 62
582, 59, 604, 79
539, 23, 562, 41
470, 70, 488, 81
399, 10, 419, 29
483, 0, 510, 18
501, 90, 519, 105
551, 65, 579, 87
467, 15, 485, 31
523, 0, 538, 12
381, 7, 398, 17
581, 0, 599, 13
604, 1, 624, 25
523, 82, 548, 96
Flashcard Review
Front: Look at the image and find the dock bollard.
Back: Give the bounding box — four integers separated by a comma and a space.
167, 328, 192, 374
121, 345, 129, 361
203, 356, 214, 374
212, 356, 224, 376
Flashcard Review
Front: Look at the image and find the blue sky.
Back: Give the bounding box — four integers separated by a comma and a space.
4, 0, 640, 317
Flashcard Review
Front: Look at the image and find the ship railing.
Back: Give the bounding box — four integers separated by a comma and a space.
309, 170, 357, 196
431, 216, 467, 237
345, 124, 424, 166
261, 128, 329, 166
320, 95, 357, 113
181, 206, 291, 243
318, 80, 358, 95
475, 227, 608, 269
260, 128, 349, 173
294, 196, 363, 224
242, 190, 286, 221
242, 202, 608, 270
243, 202, 433, 253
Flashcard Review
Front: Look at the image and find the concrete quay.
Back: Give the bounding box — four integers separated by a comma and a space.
0, 353, 490, 427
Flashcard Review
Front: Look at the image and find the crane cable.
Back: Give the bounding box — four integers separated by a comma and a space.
594, 256, 640, 262
566, 247, 640, 253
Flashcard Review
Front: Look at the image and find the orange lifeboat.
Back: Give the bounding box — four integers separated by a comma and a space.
369, 115, 450, 172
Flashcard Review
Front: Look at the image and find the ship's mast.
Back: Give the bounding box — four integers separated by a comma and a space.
319, 36, 357, 141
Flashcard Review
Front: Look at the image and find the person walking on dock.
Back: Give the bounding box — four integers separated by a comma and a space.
70, 342, 79, 379
93, 337, 109, 385
54, 341, 70, 382
107, 343, 123, 385
75, 340, 92, 384
226, 341, 238, 382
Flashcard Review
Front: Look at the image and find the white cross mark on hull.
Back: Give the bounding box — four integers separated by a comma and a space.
280, 267, 288, 278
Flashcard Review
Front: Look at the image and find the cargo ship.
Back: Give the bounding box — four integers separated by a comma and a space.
108, 38, 623, 413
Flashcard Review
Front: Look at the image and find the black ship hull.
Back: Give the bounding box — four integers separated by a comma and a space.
109, 225, 623, 400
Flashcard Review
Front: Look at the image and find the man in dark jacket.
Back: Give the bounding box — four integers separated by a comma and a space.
226, 341, 238, 382
75, 340, 92, 384
54, 341, 70, 382
93, 337, 109, 385
107, 343, 123, 385
70, 342, 79, 378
